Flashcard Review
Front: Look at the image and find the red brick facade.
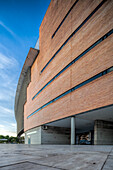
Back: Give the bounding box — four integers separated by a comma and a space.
24, 0, 113, 132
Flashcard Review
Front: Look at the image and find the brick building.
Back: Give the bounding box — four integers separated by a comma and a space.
15, 0, 113, 145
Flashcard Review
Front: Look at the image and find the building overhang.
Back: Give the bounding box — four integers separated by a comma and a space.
46, 104, 113, 133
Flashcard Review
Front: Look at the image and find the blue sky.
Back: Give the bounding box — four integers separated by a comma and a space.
0, 0, 51, 136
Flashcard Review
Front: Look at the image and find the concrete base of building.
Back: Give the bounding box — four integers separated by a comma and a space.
25, 119, 113, 145
25, 125, 70, 144
94, 120, 113, 145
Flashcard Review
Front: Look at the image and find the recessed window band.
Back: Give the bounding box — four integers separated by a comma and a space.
28, 66, 113, 119
40, 0, 106, 74
32, 29, 113, 100
52, 0, 79, 38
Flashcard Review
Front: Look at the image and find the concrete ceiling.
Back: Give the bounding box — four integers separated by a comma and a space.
46, 105, 113, 133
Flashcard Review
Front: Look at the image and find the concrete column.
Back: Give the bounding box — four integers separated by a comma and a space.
71, 117, 75, 145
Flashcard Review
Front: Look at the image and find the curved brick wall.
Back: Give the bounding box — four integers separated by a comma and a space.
16, 0, 113, 133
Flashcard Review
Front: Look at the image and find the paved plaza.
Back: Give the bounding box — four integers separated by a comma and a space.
0, 144, 113, 170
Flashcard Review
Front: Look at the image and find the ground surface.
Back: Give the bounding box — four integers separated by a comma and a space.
0, 144, 113, 170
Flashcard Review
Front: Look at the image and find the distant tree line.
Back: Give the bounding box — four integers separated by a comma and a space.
0, 135, 24, 144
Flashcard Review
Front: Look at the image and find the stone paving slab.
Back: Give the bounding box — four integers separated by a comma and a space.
0, 162, 60, 170
102, 156, 113, 170
30, 152, 107, 170
0, 144, 113, 170
0, 152, 42, 167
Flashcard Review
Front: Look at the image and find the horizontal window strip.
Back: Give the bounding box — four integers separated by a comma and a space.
52, 0, 79, 39
28, 66, 113, 119
40, 0, 106, 74
32, 29, 113, 100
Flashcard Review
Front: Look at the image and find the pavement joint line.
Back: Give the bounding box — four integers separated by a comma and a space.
0, 161, 29, 168
28, 161, 66, 170
101, 146, 113, 170
0, 145, 113, 169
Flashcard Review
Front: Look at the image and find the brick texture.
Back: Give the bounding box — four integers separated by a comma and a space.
24, 0, 113, 132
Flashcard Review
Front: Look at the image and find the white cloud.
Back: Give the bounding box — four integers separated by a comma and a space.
0, 90, 14, 102
0, 21, 17, 38
0, 52, 19, 103
0, 125, 5, 128
0, 52, 18, 70
0, 121, 17, 136
0, 21, 23, 45
0, 21, 21, 136
0, 43, 8, 51
0, 106, 14, 115
0, 129, 16, 137
0, 81, 17, 102
11, 123, 16, 127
